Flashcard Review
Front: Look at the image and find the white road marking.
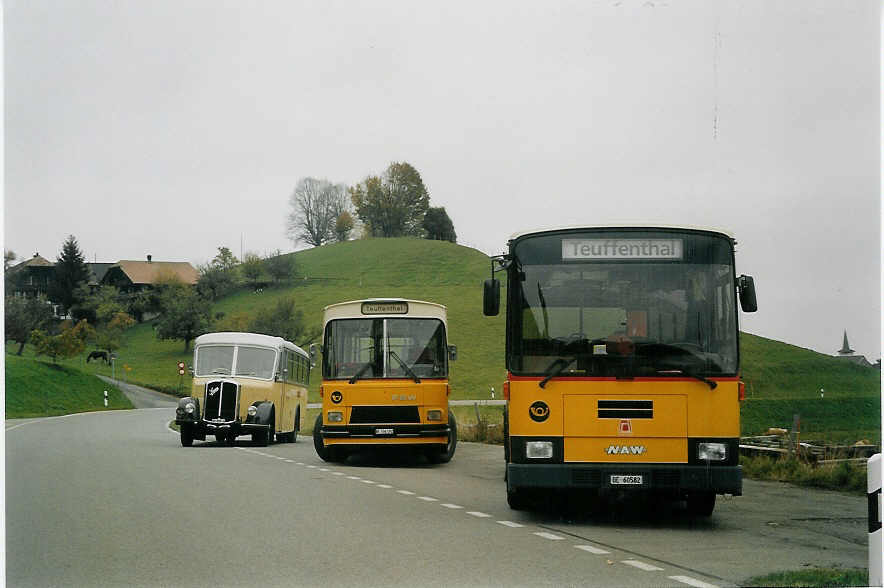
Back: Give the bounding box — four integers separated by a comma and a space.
418, 496, 438, 502
574, 545, 610, 555
333, 472, 344, 476
441, 503, 463, 509
496, 521, 524, 528
668, 576, 719, 588
377, 484, 393, 489
361, 480, 376, 484
284, 460, 294, 463
346, 476, 361, 480
307, 465, 318, 469
622, 560, 664, 572
295, 462, 305, 465
319, 468, 329, 471
466, 511, 492, 518
397, 490, 415, 496
533, 532, 565, 541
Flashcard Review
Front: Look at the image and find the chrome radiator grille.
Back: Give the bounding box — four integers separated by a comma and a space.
204, 380, 239, 421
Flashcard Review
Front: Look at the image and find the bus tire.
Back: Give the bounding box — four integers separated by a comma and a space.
686, 492, 716, 517
428, 411, 458, 464
291, 407, 301, 443
313, 414, 333, 461
507, 486, 530, 510
180, 424, 194, 447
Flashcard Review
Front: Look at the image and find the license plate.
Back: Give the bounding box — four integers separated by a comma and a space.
375, 428, 394, 436
610, 474, 643, 485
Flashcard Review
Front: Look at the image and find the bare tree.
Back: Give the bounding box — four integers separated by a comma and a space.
286, 178, 350, 247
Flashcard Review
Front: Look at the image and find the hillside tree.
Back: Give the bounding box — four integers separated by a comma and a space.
286, 178, 350, 247
5, 295, 55, 355
422, 206, 457, 243
349, 162, 430, 238
31, 319, 94, 364
249, 297, 320, 346
154, 286, 213, 351
240, 252, 264, 287
264, 250, 296, 284
212, 247, 239, 271
49, 235, 90, 314
334, 211, 355, 242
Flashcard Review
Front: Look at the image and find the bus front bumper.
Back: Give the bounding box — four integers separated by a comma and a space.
507, 463, 742, 496
321, 424, 450, 444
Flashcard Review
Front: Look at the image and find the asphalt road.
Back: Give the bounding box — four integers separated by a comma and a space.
5, 406, 868, 587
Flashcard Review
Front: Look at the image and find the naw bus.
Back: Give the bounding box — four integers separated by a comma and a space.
311, 299, 458, 463
483, 226, 757, 515
176, 332, 310, 447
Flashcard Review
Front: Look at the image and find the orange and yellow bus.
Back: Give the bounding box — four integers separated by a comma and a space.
312, 299, 458, 463
483, 226, 757, 515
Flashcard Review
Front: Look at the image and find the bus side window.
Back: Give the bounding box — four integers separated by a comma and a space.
304, 355, 310, 385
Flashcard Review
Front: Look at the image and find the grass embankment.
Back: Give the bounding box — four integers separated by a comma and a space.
744, 567, 868, 587
5, 353, 133, 418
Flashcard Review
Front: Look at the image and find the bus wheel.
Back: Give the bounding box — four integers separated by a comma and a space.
686, 492, 716, 517
507, 487, 530, 510
313, 415, 333, 461
291, 408, 301, 443
180, 424, 194, 447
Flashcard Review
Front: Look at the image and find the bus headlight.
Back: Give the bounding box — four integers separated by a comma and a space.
698, 442, 727, 461
526, 441, 554, 459
327, 411, 343, 423
247, 405, 257, 417
427, 409, 443, 421
184, 402, 195, 414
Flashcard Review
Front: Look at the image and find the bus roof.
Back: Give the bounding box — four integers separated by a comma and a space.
322, 298, 447, 327
194, 332, 307, 357
507, 224, 736, 243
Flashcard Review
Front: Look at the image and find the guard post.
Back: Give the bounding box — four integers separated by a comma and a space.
869, 453, 882, 587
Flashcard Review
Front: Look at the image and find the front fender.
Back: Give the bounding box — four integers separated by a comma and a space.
176, 397, 200, 421
253, 401, 275, 426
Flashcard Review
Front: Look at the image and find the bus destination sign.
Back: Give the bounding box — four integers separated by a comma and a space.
361, 301, 409, 315
562, 239, 683, 261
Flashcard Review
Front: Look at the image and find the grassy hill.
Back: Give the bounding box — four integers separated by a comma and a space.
9, 238, 879, 442
6, 353, 133, 418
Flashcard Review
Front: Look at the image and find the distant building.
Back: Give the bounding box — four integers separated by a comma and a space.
100, 255, 199, 293
6, 253, 55, 298
835, 330, 873, 368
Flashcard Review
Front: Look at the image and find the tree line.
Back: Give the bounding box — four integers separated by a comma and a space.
285, 161, 456, 247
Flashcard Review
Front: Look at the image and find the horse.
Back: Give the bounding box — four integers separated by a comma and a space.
86, 350, 109, 364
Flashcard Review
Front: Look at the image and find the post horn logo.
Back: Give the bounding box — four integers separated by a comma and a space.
330, 390, 343, 404
529, 401, 550, 422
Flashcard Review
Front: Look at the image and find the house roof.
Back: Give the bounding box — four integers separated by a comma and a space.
87, 263, 115, 286
8, 254, 54, 272
108, 260, 199, 286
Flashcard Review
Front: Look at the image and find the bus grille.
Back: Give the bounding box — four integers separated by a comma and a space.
204, 380, 238, 421
349, 406, 420, 424
597, 400, 653, 419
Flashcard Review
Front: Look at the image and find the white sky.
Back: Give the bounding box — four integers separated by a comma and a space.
4, 0, 880, 360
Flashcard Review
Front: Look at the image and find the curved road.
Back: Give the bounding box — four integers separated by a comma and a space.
6, 403, 867, 587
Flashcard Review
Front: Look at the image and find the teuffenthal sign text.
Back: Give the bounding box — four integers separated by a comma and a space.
362, 301, 409, 315
562, 239, 683, 260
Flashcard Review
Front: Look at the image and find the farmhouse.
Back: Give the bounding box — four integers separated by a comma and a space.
101, 256, 199, 293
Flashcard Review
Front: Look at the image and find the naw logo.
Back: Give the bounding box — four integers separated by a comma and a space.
605, 445, 646, 455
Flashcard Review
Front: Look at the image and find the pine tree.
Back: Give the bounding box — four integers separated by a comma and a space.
49, 235, 90, 314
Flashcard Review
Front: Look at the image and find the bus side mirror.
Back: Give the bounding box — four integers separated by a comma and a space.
448, 345, 457, 361
483, 279, 500, 316
738, 275, 757, 312
308, 343, 318, 368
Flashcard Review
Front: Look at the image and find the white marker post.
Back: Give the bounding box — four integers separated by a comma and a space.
103, 390, 108, 408
869, 453, 882, 587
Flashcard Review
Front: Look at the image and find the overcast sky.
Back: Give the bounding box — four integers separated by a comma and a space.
4, 0, 880, 360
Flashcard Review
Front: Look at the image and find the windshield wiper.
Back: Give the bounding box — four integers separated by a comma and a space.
349, 362, 374, 384
389, 350, 420, 383
539, 357, 576, 389
655, 369, 717, 389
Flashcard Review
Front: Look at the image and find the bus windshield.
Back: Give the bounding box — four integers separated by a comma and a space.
195, 345, 277, 379
510, 231, 738, 377
324, 318, 448, 380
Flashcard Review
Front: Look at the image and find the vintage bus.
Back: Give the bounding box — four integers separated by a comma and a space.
483, 226, 757, 515
176, 332, 310, 447
311, 299, 458, 463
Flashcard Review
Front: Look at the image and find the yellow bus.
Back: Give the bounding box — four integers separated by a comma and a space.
483, 226, 757, 515
311, 299, 458, 463
176, 332, 310, 447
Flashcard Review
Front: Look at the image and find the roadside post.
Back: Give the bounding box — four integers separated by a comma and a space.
869, 453, 882, 587
177, 362, 186, 395
103, 390, 108, 408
